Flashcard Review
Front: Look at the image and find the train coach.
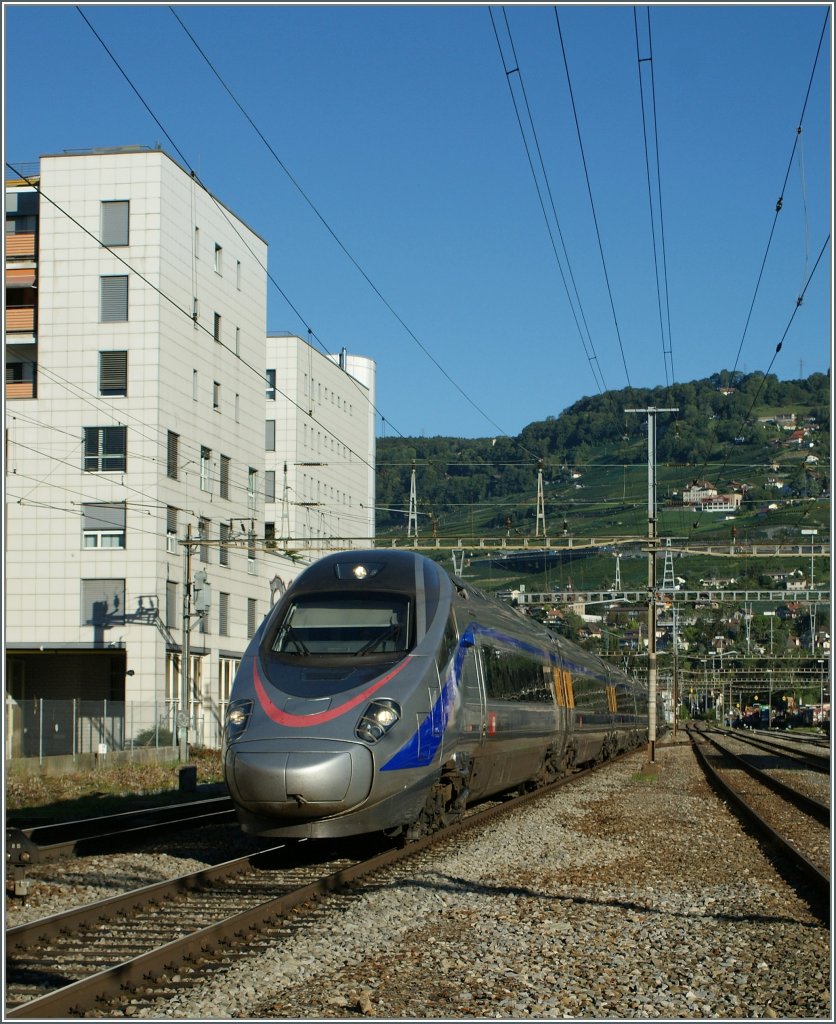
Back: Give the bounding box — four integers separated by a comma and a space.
223, 549, 661, 841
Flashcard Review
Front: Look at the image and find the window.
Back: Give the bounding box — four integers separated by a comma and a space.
213, 312, 221, 342
100, 275, 128, 322
213, 381, 220, 411
265, 470, 276, 503
166, 581, 178, 630
81, 578, 125, 627
200, 446, 212, 492
167, 431, 179, 479
220, 455, 230, 500
219, 592, 230, 635
219, 521, 230, 567
99, 351, 127, 397
83, 426, 126, 472
248, 598, 257, 638
100, 201, 129, 247
265, 369, 276, 400
248, 468, 257, 512
265, 419, 275, 452
198, 517, 210, 563
214, 243, 223, 274
166, 506, 178, 553
82, 502, 126, 548
270, 596, 410, 656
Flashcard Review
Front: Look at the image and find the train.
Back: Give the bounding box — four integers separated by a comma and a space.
223, 549, 663, 842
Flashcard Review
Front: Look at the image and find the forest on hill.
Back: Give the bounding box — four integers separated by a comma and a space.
375, 371, 830, 533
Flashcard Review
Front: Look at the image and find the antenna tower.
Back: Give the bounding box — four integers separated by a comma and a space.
407, 462, 418, 538
535, 460, 546, 537
661, 538, 676, 591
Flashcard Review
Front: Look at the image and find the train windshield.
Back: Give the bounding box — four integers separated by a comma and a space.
271, 594, 411, 657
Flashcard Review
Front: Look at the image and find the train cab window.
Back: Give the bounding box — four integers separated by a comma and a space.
271, 595, 411, 656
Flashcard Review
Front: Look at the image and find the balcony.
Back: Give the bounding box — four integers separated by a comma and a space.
6, 381, 36, 400
5, 233, 36, 258
6, 306, 35, 332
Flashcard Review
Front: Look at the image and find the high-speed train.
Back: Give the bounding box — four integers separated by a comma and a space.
223, 549, 662, 841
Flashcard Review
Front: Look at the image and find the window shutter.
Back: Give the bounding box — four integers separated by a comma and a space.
99, 351, 128, 396
219, 592, 229, 635
101, 201, 129, 246
167, 432, 179, 479
220, 455, 230, 499
100, 275, 129, 322
82, 503, 126, 531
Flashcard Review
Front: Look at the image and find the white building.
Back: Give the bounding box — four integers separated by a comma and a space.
4, 147, 303, 753
263, 333, 375, 557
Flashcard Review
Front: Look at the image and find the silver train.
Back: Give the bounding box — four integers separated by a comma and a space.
223, 549, 662, 841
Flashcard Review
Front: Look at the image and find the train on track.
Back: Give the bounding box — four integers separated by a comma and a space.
223, 549, 663, 841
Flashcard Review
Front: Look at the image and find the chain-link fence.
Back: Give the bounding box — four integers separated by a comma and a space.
4, 697, 214, 762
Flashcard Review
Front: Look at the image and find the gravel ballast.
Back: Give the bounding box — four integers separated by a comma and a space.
142, 735, 831, 1019
7, 734, 831, 1019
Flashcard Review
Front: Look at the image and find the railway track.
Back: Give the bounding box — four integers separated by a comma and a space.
6, 796, 236, 865
687, 724, 830, 920
5, 761, 605, 1018
712, 726, 830, 775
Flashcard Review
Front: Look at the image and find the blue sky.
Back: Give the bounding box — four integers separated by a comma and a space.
4, 3, 832, 439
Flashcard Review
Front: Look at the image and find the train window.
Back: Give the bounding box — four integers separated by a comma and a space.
271, 595, 411, 656
481, 645, 551, 703
437, 613, 458, 671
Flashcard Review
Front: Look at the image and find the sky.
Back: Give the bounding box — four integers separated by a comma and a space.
3, 2, 833, 440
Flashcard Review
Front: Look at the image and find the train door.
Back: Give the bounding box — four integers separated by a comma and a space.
459, 641, 492, 799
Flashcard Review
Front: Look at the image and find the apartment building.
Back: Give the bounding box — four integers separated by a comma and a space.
264, 333, 376, 556
4, 146, 305, 752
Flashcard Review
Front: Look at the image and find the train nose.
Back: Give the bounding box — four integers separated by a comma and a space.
225, 741, 374, 819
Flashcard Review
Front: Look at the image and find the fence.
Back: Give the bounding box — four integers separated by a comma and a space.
4, 697, 217, 763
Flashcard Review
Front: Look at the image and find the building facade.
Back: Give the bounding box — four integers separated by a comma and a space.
4, 147, 307, 753
263, 333, 376, 557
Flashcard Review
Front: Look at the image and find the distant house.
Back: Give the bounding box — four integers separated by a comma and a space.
682, 481, 717, 505
697, 493, 743, 512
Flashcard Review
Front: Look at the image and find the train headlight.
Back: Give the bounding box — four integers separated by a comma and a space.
226, 699, 253, 739
355, 699, 401, 744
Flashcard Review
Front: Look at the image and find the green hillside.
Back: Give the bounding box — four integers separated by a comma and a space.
376, 370, 830, 596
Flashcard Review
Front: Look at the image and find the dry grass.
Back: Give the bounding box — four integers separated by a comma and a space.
5, 748, 224, 821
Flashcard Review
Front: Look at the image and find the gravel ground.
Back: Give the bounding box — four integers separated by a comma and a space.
122, 734, 830, 1020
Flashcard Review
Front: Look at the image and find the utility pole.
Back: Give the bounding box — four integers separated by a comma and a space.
180, 523, 192, 763
626, 406, 678, 763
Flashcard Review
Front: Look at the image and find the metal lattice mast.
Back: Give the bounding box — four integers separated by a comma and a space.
614, 552, 622, 591
625, 405, 679, 764
407, 462, 418, 538
661, 538, 676, 591
535, 460, 546, 537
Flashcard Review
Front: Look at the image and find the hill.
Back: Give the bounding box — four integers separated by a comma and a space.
375, 371, 830, 596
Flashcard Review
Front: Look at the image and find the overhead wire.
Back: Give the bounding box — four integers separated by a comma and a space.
633, 5, 675, 388
488, 5, 607, 395
552, 5, 633, 389
167, 4, 536, 453
74, 6, 404, 450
